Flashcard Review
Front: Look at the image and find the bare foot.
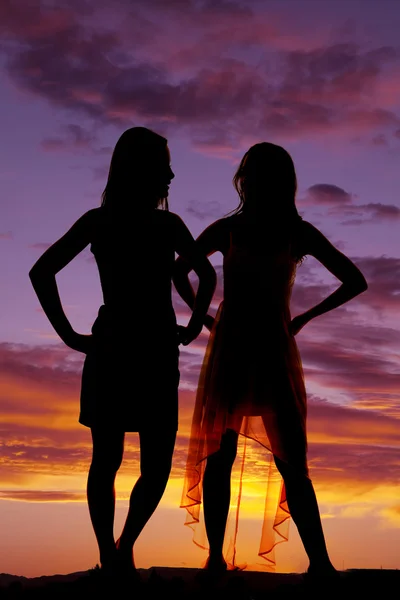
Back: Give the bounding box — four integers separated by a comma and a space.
308, 560, 337, 573
204, 555, 228, 574
115, 538, 139, 578
100, 546, 119, 576
305, 562, 340, 582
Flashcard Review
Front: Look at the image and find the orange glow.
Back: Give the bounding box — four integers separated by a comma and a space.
1, 356, 400, 576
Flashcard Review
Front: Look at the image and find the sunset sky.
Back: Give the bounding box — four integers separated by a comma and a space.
1, 0, 400, 578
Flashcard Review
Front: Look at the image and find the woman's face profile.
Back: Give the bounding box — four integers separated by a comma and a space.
149, 144, 175, 199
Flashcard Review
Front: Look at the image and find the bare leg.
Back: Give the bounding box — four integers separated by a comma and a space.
87, 427, 125, 568
274, 456, 336, 574
116, 427, 177, 569
203, 428, 239, 570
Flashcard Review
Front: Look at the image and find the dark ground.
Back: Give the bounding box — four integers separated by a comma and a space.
0, 567, 398, 599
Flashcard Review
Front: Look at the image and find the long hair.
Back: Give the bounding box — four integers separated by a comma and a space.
231, 142, 304, 262
101, 127, 169, 210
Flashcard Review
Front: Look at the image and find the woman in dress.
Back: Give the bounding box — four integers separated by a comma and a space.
174, 142, 368, 577
29, 126, 217, 577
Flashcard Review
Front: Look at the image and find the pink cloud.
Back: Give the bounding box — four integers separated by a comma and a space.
299, 184, 400, 225
372, 133, 388, 146
0, 2, 399, 155
359, 203, 400, 220
0, 332, 399, 500
0, 491, 85, 502
307, 440, 400, 488
40, 124, 97, 153
302, 184, 354, 205
354, 256, 400, 312
0, 0, 76, 41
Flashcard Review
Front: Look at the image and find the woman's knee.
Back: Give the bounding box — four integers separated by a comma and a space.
140, 462, 172, 493
90, 428, 124, 474
91, 451, 123, 475
140, 450, 173, 483
274, 455, 308, 483
90, 443, 124, 474
139, 427, 175, 479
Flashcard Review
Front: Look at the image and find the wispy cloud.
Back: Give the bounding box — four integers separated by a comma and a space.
300, 183, 400, 225
1, 1, 399, 155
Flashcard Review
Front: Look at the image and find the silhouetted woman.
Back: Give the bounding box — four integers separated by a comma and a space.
174, 142, 367, 578
29, 127, 216, 577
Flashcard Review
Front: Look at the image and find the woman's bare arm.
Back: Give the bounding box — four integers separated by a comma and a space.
173, 218, 227, 329
172, 214, 218, 344
29, 209, 97, 351
291, 221, 368, 334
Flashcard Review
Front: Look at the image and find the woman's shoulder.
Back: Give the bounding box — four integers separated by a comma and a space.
297, 219, 317, 233
297, 218, 327, 239
157, 210, 189, 235
294, 219, 322, 257
208, 214, 237, 235
154, 210, 195, 243
83, 206, 105, 224
87, 206, 111, 233
162, 210, 183, 225
83, 207, 107, 250
73, 207, 103, 234
201, 215, 235, 254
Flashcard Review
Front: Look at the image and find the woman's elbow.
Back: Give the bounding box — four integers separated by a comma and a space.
29, 265, 39, 284
173, 260, 191, 283
29, 262, 53, 287
205, 262, 217, 285
349, 273, 368, 295
357, 271, 368, 292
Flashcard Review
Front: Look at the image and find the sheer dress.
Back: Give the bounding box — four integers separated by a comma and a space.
181, 216, 308, 569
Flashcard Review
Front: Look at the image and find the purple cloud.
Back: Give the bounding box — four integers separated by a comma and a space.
40, 123, 97, 153
303, 184, 354, 205
301, 183, 399, 225
0, 2, 399, 154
